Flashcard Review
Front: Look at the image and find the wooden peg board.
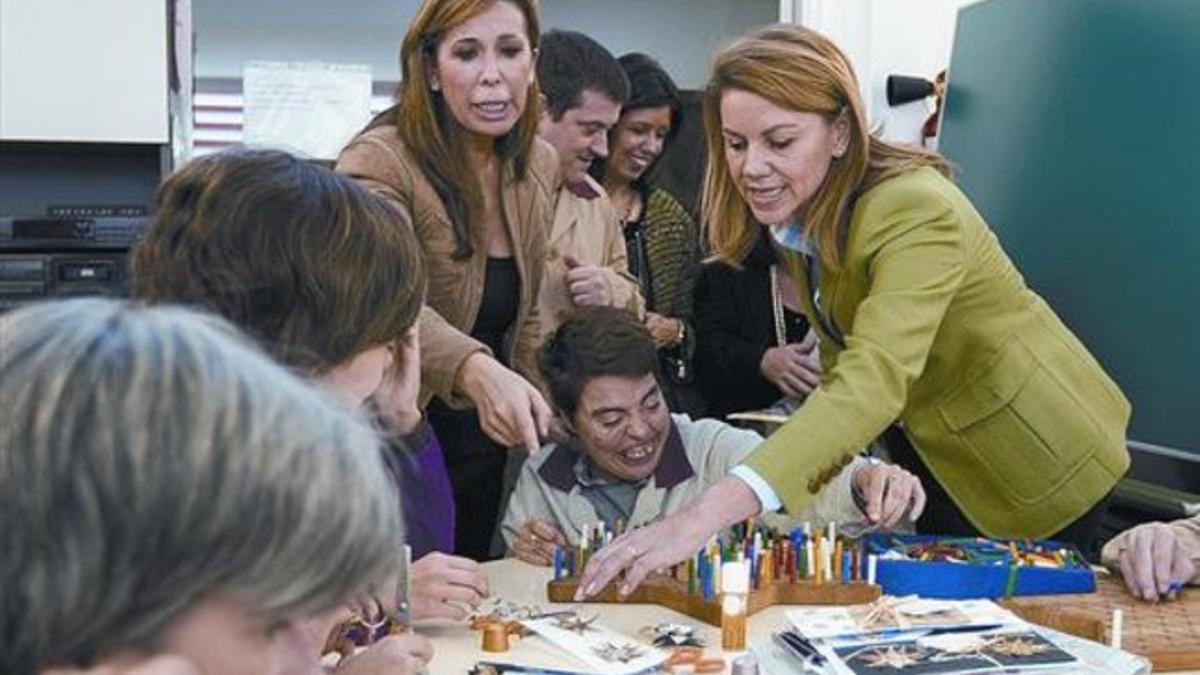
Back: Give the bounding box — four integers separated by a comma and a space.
1002, 575, 1200, 671
547, 573, 880, 627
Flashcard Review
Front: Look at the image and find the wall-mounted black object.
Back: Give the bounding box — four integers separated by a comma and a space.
939, 0, 1200, 461
886, 75, 935, 106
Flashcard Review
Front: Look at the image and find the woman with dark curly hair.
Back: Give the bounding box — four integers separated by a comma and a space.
590, 52, 705, 416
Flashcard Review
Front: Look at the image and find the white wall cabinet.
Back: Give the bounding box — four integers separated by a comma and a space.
192, 0, 778, 90
0, 0, 168, 143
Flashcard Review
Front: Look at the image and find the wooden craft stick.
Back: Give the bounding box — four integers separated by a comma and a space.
726, 411, 789, 424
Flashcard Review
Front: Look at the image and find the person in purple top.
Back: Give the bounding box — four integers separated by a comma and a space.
131, 148, 486, 625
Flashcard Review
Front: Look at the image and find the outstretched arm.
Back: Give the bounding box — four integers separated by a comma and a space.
575, 474, 761, 599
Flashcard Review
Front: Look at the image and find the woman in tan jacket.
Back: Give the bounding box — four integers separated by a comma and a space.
337, 0, 556, 560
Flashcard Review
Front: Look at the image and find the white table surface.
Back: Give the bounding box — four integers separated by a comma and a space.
420, 558, 788, 673
419, 558, 1199, 674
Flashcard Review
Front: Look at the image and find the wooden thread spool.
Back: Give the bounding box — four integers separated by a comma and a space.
721, 561, 749, 651
481, 623, 510, 652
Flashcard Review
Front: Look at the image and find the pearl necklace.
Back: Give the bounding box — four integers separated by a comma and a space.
613, 188, 642, 226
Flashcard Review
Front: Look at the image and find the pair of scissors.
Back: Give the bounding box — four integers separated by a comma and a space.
661, 646, 725, 673
323, 544, 415, 659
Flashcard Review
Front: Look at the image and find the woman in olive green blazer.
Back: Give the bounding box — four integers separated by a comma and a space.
574, 24, 1130, 598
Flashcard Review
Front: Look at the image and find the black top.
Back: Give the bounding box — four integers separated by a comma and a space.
693, 231, 811, 419
622, 217, 653, 304
472, 257, 520, 361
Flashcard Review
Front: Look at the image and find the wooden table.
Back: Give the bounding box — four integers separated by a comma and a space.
1003, 572, 1200, 672
419, 559, 1200, 673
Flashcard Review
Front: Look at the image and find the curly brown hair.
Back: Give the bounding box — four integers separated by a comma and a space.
538, 306, 660, 419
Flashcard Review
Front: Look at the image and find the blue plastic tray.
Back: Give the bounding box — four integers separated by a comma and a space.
863, 534, 1096, 599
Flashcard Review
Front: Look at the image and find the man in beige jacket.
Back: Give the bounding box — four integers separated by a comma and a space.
535, 31, 643, 341
1103, 515, 1200, 601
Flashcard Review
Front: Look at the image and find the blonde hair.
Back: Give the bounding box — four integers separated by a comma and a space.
702, 25, 949, 270
392, 0, 542, 259
0, 299, 402, 673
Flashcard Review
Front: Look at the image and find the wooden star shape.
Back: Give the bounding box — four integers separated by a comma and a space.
984, 635, 1052, 657
554, 611, 598, 635
470, 597, 540, 622
647, 622, 705, 648
593, 641, 646, 664
855, 645, 926, 669
549, 570, 879, 627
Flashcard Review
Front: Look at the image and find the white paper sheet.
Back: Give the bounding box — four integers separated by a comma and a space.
754, 626, 1149, 675
243, 61, 372, 160
520, 617, 667, 675
787, 596, 1022, 641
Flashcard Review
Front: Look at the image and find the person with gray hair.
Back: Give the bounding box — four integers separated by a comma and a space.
0, 298, 431, 675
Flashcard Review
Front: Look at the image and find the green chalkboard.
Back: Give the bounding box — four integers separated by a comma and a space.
939, 0, 1200, 455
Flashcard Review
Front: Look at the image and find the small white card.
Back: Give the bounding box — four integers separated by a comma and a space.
521, 617, 666, 675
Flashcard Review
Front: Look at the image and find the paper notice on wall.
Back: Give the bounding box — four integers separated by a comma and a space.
243, 61, 371, 160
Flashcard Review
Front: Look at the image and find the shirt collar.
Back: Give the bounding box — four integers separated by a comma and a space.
536, 418, 694, 492
769, 217, 816, 257
566, 177, 603, 200
573, 452, 640, 488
